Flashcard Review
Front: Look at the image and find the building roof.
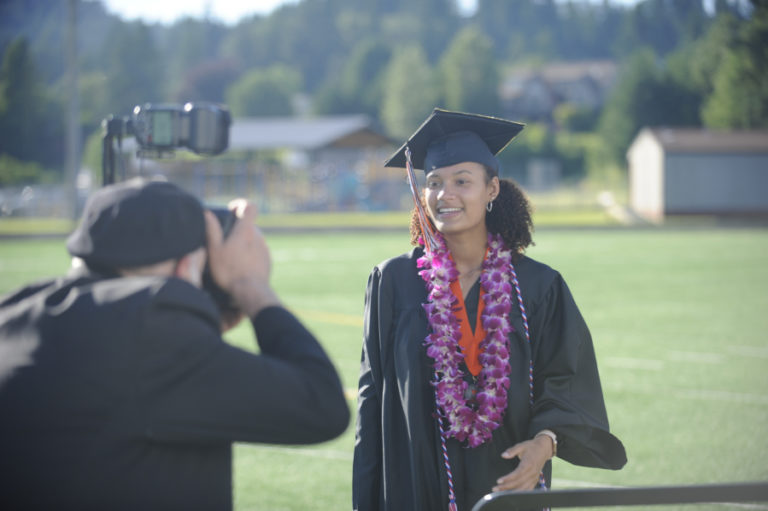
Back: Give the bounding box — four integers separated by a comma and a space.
501, 60, 616, 96
538, 60, 616, 85
228, 114, 392, 151
645, 127, 768, 153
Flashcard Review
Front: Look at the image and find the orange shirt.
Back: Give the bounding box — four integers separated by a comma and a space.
449, 278, 486, 377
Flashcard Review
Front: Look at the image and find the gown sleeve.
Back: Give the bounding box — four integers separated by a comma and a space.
137, 282, 350, 446
527, 272, 627, 470
353, 267, 386, 510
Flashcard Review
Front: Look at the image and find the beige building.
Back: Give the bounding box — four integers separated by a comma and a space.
121, 115, 398, 212
500, 60, 617, 121
627, 128, 768, 222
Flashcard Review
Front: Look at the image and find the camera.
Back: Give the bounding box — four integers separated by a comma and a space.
202, 207, 239, 315
209, 206, 237, 238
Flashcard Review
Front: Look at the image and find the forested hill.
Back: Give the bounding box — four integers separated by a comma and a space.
0, 0, 733, 110
0, 0, 762, 184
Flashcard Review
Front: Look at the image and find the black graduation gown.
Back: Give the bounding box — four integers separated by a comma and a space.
0, 269, 349, 510
353, 247, 626, 511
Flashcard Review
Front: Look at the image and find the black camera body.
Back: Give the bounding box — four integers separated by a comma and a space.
203, 207, 239, 315
209, 207, 237, 238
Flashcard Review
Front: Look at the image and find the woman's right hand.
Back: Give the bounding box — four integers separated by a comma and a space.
492, 435, 553, 492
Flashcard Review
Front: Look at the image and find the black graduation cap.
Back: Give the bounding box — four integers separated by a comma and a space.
67, 178, 207, 269
384, 108, 524, 174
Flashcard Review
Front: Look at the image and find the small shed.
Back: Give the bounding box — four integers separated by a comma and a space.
627, 127, 768, 222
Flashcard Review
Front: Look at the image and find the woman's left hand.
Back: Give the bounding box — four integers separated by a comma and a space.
492, 435, 553, 492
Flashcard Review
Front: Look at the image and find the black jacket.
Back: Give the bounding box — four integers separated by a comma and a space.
0, 269, 349, 510
353, 248, 626, 511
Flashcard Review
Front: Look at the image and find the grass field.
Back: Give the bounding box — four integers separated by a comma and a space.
1, 226, 767, 510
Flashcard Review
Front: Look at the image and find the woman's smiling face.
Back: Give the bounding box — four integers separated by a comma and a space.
424, 161, 499, 238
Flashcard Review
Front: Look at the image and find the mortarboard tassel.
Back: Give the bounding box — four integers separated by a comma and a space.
405, 146, 438, 253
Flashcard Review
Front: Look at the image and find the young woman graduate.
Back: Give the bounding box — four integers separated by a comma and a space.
353, 109, 626, 511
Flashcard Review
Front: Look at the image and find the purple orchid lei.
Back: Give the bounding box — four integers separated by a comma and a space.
417, 232, 514, 448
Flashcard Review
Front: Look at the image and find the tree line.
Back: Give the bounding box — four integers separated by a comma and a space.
0, 0, 765, 187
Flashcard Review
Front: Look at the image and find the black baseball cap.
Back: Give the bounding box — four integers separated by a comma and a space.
67, 178, 206, 269
384, 108, 525, 174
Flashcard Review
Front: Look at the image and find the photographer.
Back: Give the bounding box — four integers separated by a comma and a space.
0, 178, 349, 510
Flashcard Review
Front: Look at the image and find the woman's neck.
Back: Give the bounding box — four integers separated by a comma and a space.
443, 228, 488, 275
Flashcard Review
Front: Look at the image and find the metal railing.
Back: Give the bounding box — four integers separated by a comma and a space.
471, 481, 768, 510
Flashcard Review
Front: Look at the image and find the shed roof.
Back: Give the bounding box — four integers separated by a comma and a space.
228, 115, 392, 151
645, 127, 768, 153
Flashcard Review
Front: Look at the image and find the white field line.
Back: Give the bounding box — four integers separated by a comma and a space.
604, 350, 732, 371
603, 356, 665, 371
605, 382, 768, 407
672, 388, 768, 406
666, 350, 723, 364
603, 345, 765, 374
728, 345, 768, 359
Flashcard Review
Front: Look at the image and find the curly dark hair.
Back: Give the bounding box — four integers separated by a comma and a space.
409, 171, 534, 258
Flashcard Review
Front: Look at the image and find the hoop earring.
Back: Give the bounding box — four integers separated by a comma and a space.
486, 201, 494, 213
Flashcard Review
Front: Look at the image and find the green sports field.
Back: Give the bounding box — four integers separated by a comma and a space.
1, 227, 766, 510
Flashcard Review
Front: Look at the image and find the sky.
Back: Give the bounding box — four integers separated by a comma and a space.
98, 0, 302, 24
98, 0, 641, 25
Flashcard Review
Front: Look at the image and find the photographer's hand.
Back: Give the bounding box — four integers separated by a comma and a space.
204, 200, 281, 318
